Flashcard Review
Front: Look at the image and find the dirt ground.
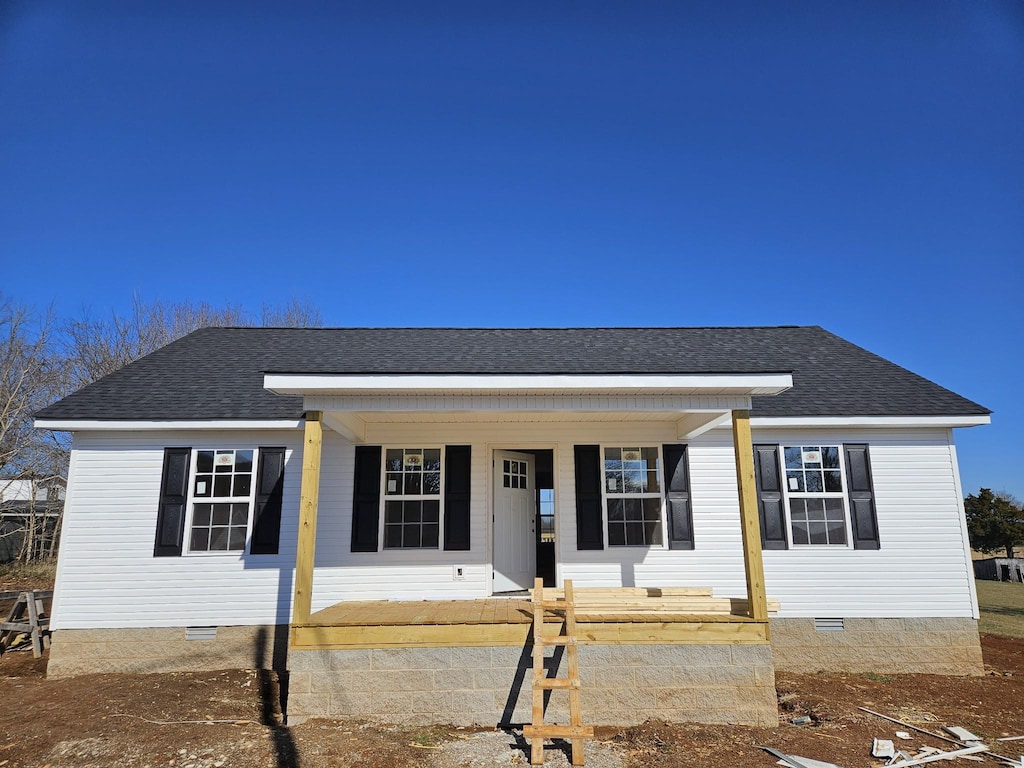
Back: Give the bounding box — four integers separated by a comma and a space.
0, 634, 1021, 768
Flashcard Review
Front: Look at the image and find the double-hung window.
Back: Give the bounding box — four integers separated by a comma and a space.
603, 446, 664, 546
783, 445, 848, 546
154, 445, 285, 558
382, 447, 442, 549
188, 449, 256, 553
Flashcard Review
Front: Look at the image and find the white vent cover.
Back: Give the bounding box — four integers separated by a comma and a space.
185, 626, 217, 641
814, 618, 845, 632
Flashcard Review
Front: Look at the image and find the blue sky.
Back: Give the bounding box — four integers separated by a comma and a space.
1, 1, 1021, 497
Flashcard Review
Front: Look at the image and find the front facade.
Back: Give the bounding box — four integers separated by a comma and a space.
35, 327, 990, 726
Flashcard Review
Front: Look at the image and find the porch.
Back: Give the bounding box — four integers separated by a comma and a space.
286, 585, 782, 726
289, 587, 780, 650
271, 371, 789, 674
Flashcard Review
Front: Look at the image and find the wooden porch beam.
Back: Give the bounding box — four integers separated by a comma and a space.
675, 411, 731, 440
322, 411, 366, 443
731, 409, 769, 622
292, 410, 323, 626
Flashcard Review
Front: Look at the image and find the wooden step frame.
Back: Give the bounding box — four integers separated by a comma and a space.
523, 578, 594, 766
0, 590, 52, 658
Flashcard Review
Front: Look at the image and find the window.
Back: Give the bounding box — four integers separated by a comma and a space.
188, 449, 255, 553
382, 448, 442, 549
783, 445, 848, 546
503, 458, 528, 488
603, 446, 664, 546
538, 488, 556, 542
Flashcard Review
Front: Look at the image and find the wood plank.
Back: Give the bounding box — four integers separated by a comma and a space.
0, 589, 53, 601
531, 577, 546, 766
732, 409, 769, 623
534, 676, 579, 689
291, 411, 323, 625
24, 588, 41, 658
563, 579, 586, 766
292, 614, 769, 649
0, 622, 33, 632
524, 725, 595, 739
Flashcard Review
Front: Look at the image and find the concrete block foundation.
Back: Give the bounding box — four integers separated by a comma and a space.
46, 625, 288, 677
287, 642, 779, 726
769, 617, 984, 675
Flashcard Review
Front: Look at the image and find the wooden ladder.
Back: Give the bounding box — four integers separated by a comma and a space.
523, 578, 594, 766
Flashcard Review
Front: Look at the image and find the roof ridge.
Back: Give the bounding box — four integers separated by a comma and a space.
201, 325, 822, 331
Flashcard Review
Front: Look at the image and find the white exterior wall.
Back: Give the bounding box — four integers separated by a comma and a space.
756, 427, 977, 619
52, 429, 303, 630
52, 420, 978, 630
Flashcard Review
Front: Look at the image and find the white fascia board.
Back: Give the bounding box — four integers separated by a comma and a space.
749, 415, 991, 428
264, 372, 794, 396
34, 419, 304, 432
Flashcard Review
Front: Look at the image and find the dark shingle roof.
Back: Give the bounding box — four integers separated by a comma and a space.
36, 326, 989, 422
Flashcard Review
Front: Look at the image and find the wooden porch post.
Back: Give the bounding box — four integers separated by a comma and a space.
732, 409, 769, 622
292, 410, 323, 626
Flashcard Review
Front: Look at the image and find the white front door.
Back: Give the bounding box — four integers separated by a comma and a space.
493, 450, 536, 593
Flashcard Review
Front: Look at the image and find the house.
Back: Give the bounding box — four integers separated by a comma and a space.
0, 477, 65, 562
34, 326, 990, 726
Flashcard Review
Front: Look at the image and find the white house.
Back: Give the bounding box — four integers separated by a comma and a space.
34, 326, 990, 726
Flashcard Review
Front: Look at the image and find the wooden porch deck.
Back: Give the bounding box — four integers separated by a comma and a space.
290, 587, 777, 650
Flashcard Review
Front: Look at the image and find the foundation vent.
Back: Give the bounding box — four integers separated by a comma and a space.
813, 617, 845, 632
185, 626, 217, 641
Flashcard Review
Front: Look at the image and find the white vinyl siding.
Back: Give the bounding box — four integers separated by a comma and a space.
51, 421, 978, 630
50, 430, 301, 630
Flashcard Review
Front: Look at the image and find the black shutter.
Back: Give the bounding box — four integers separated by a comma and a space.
250, 447, 285, 555
351, 445, 382, 552
444, 445, 472, 551
574, 445, 604, 550
844, 444, 880, 549
154, 447, 190, 557
662, 444, 695, 550
753, 444, 788, 550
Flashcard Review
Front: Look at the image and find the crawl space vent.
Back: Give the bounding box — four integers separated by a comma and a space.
185, 626, 217, 641
813, 618, 845, 632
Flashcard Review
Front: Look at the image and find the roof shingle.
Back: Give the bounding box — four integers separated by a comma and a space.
36, 326, 989, 422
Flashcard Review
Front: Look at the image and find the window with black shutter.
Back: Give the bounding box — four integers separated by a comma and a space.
156, 446, 287, 557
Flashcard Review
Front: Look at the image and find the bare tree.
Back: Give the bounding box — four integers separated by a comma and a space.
64, 294, 321, 390
0, 297, 66, 562
260, 297, 323, 328
0, 293, 324, 562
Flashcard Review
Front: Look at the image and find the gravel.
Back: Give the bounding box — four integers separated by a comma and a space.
427, 729, 625, 768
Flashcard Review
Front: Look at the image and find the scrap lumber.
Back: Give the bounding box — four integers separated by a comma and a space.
859, 708, 1019, 766
759, 745, 844, 768
885, 744, 989, 767
0, 590, 52, 658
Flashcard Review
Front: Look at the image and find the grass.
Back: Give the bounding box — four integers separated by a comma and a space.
0, 559, 57, 590
862, 672, 893, 683
976, 579, 1024, 638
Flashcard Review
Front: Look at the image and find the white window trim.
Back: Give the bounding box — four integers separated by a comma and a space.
599, 443, 668, 549
377, 445, 446, 550
779, 444, 853, 548
182, 447, 260, 556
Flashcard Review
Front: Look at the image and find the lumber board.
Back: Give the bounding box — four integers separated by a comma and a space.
733, 409, 770, 622
524, 725, 595, 739
533, 677, 579, 689
291, 412, 323, 625
531, 577, 546, 766
0, 622, 33, 632
291, 618, 769, 650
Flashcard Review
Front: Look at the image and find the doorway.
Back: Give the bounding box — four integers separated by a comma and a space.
492, 448, 556, 593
